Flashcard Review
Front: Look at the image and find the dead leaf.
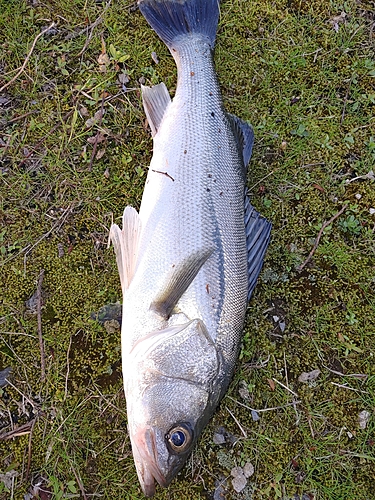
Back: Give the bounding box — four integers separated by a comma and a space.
267, 378, 276, 391
329, 11, 347, 32
87, 131, 107, 144
98, 52, 110, 72
231, 467, 247, 493
85, 109, 105, 129
96, 149, 106, 160
298, 369, 321, 383
358, 410, 371, 430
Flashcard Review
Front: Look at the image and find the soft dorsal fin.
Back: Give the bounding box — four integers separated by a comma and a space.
141, 83, 171, 137
150, 247, 213, 319
244, 194, 272, 300
109, 206, 141, 293
227, 113, 255, 168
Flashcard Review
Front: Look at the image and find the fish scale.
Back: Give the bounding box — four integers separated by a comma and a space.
109, 0, 271, 496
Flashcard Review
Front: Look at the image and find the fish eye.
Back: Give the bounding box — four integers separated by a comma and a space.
166, 423, 193, 453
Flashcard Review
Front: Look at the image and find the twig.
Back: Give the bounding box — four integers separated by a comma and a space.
0, 23, 55, 93
226, 407, 247, 438
0, 420, 34, 441
36, 269, 46, 382
71, 466, 88, 500
88, 93, 106, 171
26, 418, 36, 479
64, 336, 72, 401
298, 204, 348, 271
228, 396, 301, 413
272, 378, 299, 397
322, 364, 367, 379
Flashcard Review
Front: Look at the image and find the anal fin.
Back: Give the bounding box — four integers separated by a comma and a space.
109, 206, 141, 293
244, 194, 272, 300
141, 82, 171, 137
150, 248, 213, 319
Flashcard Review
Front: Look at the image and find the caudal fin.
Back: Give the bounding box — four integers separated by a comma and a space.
138, 0, 220, 48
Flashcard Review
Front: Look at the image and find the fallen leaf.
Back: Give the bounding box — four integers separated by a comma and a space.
87, 131, 107, 144
98, 52, 110, 72
231, 467, 247, 493
298, 369, 321, 383
358, 410, 371, 430
96, 148, 106, 160
243, 462, 254, 478
267, 378, 276, 391
85, 109, 105, 129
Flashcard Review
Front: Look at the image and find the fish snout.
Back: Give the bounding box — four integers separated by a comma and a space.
131, 426, 170, 497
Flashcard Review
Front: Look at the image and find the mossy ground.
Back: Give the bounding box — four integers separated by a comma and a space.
0, 0, 374, 499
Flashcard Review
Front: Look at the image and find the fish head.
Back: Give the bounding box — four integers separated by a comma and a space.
124, 318, 221, 496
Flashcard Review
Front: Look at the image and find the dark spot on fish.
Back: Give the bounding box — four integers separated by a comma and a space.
208, 174, 212, 178
209, 92, 213, 96
218, 128, 221, 133
184, 150, 187, 154
220, 192, 223, 195
207, 188, 210, 192
211, 112, 215, 117
206, 284, 210, 294
190, 71, 195, 76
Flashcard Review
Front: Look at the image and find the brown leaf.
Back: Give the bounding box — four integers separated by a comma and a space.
87, 131, 107, 144
96, 149, 106, 160
267, 378, 276, 391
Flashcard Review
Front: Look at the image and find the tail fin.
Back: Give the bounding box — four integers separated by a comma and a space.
138, 0, 220, 48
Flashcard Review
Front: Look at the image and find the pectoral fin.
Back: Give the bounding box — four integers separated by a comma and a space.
109, 206, 141, 293
141, 83, 171, 137
150, 248, 213, 319
244, 195, 272, 300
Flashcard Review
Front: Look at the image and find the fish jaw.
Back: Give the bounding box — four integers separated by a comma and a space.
130, 425, 187, 497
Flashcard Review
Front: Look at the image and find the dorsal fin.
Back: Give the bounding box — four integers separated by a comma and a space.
227, 113, 254, 168
244, 194, 272, 300
109, 206, 142, 293
141, 83, 171, 137
150, 247, 213, 319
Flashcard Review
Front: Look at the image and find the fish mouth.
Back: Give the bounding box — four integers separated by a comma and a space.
131, 426, 171, 497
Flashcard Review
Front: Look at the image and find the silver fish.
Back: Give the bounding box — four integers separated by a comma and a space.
110, 0, 271, 496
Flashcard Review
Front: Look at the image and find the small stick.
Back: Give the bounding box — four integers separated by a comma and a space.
272, 377, 299, 398
64, 336, 72, 401
0, 23, 55, 93
298, 204, 348, 271
26, 418, 36, 479
151, 169, 175, 182
226, 406, 247, 438
88, 92, 106, 171
36, 269, 46, 382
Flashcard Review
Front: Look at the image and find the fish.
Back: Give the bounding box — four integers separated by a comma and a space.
109, 0, 272, 496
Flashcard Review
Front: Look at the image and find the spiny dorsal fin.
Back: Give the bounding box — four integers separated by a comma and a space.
227, 113, 254, 168
109, 206, 141, 293
244, 194, 272, 300
141, 83, 171, 137
150, 247, 213, 319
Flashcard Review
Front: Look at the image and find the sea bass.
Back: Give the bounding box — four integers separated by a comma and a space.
109, 0, 271, 496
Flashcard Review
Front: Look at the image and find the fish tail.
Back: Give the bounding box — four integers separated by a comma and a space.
138, 0, 220, 48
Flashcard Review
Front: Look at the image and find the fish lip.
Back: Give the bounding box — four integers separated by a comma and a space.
132, 426, 170, 496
